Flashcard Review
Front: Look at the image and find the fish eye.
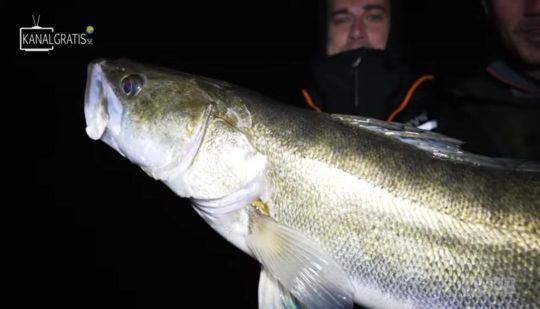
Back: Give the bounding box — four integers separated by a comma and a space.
121, 74, 144, 97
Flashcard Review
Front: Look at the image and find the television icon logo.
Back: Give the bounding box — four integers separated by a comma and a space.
20, 15, 54, 52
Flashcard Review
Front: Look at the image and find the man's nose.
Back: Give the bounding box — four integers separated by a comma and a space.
524, 0, 540, 16
349, 18, 366, 40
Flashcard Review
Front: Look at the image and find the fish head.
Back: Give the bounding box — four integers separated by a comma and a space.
84, 58, 214, 181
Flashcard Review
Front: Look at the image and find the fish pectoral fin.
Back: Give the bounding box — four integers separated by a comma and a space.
247, 211, 353, 309
258, 268, 303, 309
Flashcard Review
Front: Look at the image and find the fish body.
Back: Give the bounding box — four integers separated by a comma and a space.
84, 59, 540, 308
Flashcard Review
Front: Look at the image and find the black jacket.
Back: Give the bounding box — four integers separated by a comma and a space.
434, 61, 540, 160
306, 48, 438, 126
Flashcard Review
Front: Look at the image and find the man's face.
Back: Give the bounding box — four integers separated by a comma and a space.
492, 0, 540, 65
326, 0, 391, 56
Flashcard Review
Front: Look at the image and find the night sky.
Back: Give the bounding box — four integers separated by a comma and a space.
22, 1, 490, 307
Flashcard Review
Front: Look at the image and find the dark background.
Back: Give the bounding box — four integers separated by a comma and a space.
21, 1, 490, 307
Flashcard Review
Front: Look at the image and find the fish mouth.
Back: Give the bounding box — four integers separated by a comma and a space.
84, 59, 109, 140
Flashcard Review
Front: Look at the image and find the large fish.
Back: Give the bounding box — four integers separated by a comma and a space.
84, 59, 540, 308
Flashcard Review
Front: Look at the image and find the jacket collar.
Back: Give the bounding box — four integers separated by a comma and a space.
486, 61, 540, 97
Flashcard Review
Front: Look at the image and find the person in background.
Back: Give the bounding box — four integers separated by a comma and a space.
435, 0, 540, 160
302, 0, 439, 129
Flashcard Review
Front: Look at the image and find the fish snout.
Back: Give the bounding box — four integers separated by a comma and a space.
84, 59, 108, 140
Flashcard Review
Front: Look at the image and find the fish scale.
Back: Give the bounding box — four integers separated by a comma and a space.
85, 59, 540, 308
228, 90, 539, 307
